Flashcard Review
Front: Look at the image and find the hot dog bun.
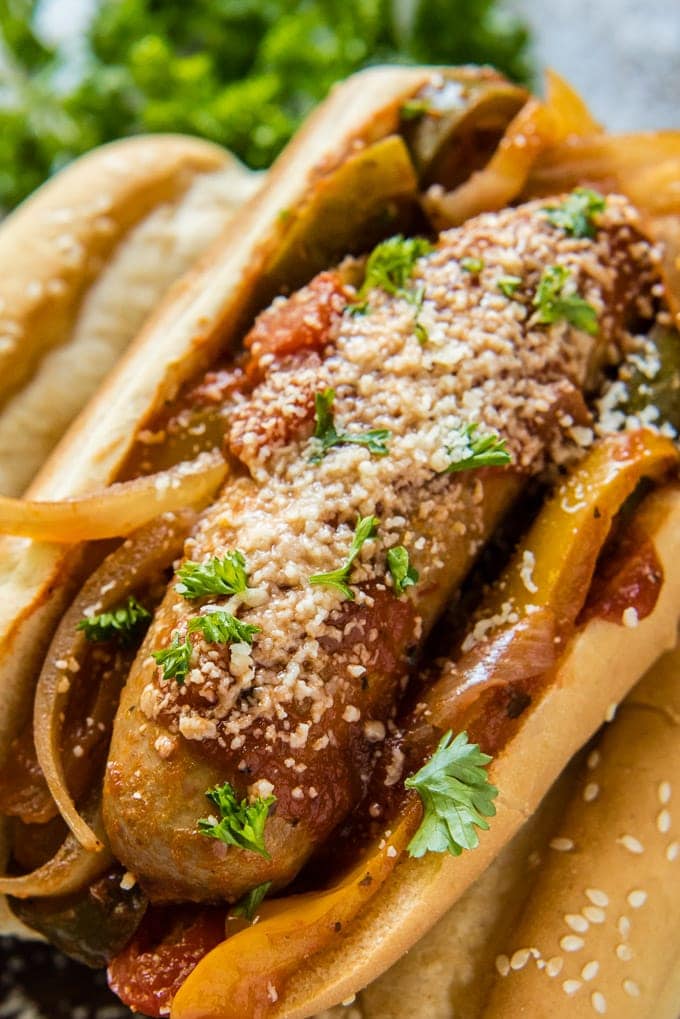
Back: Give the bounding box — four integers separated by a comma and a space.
0, 134, 259, 496
0, 65, 678, 1019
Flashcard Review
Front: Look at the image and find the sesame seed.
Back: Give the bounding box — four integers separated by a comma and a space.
550, 837, 575, 852
605, 702, 618, 722
616, 943, 634, 961
511, 948, 532, 970
562, 979, 582, 996
585, 888, 609, 908
546, 957, 563, 977
627, 889, 647, 909
666, 841, 679, 862
581, 961, 599, 981
623, 979, 640, 998
566, 914, 589, 933
622, 606, 638, 628
617, 834, 644, 854
495, 954, 510, 977
119, 871, 136, 891
658, 781, 672, 805
583, 782, 600, 802
587, 750, 601, 770
583, 906, 606, 924
657, 809, 671, 834
617, 915, 631, 939
591, 990, 607, 1013
560, 935, 585, 952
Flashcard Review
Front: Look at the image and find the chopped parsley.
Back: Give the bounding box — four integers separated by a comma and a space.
351, 234, 434, 313
532, 265, 598, 335
310, 514, 379, 600
543, 187, 606, 239
188, 610, 260, 646
387, 546, 419, 596
198, 782, 275, 858
461, 256, 484, 274
440, 423, 512, 474
400, 98, 433, 120
231, 881, 272, 922
77, 595, 150, 643
151, 633, 192, 683
405, 730, 498, 858
175, 551, 249, 600
496, 274, 522, 298
310, 388, 390, 462
412, 284, 429, 346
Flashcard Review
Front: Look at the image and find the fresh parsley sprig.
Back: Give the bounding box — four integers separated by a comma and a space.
405, 730, 498, 858
231, 881, 272, 922
152, 633, 193, 683
310, 515, 379, 600
350, 235, 434, 314
461, 256, 484, 274
198, 782, 275, 858
188, 610, 260, 645
543, 187, 606, 239
496, 274, 522, 298
387, 546, 419, 596
440, 423, 512, 474
310, 388, 391, 463
77, 596, 150, 643
176, 551, 249, 600
532, 265, 599, 335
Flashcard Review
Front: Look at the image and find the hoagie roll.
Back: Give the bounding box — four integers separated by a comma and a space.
0, 64, 678, 1019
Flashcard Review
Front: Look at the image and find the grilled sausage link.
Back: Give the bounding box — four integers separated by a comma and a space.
103, 195, 660, 903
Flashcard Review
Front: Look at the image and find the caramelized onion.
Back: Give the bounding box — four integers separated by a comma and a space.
0, 800, 112, 898
424, 70, 597, 228
0, 450, 227, 543
33, 512, 194, 852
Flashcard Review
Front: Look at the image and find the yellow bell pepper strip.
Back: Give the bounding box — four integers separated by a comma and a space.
171, 807, 420, 1019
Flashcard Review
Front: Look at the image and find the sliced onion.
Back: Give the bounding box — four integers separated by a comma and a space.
0, 449, 227, 543
423, 70, 598, 228
33, 512, 193, 852
0, 800, 112, 898
424, 611, 557, 727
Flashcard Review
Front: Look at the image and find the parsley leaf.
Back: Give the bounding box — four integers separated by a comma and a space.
176, 551, 249, 600
309, 514, 379, 599
440, 423, 512, 474
198, 782, 275, 858
386, 546, 419, 596
461, 256, 484, 274
188, 610, 260, 645
310, 388, 391, 462
405, 730, 498, 858
356, 235, 434, 305
151, 633, 192, 683
532, 265, 598, 335
231, 881, 272, 922
543, 187, 606, 239
77, 595, 150, 643
497, 274, 522, 298
400, 98, 432, 120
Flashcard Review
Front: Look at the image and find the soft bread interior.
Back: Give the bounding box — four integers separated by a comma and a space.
0, 160, 259, 495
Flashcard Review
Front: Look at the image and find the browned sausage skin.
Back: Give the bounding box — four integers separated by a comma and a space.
103, 194, 661, 904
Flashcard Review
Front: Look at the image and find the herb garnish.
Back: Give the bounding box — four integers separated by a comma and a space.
401, 98, 432, 120
405, 730, 498, 858
532, 265, 598, 335
439, 423, 512, 474
310, 514, 379, 600
151, 633, 192, 683
176, 551, 249, 600
188, 610, 260, 646
198, 782, 275, 858
496, 274, 522, 298
461, 256, 484, 274
387, 546, 419, 596
310, 388, 390, 462
77, 595, 150, 643
231, 881, 272, 922
351, 235, 434, 314
543, 187, 606, 239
